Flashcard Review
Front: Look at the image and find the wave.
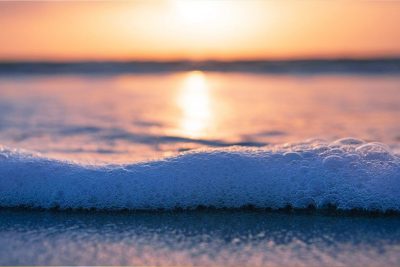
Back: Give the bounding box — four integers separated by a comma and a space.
1, 59, 400, 75
0, 138, 399, 212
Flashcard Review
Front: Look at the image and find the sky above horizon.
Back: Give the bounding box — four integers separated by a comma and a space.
1, 1, 400, 61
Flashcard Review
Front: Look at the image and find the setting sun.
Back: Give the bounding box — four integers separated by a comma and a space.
173, 1, 225, 25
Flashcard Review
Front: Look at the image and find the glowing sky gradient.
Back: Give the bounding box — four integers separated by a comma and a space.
1, 1, 400, 61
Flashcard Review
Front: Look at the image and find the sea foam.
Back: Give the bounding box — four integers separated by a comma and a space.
0, 138, 399, 211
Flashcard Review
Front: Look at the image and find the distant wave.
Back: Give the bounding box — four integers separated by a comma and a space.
0, 138, 399, 212
1, 59, 400, 75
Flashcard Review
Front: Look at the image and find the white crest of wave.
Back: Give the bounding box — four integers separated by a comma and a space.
0, 138, 399, 211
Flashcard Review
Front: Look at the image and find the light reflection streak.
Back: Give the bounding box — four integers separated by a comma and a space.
177, 71, 212, 138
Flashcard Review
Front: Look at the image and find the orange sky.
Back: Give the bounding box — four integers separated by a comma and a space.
1, 1, 400, 61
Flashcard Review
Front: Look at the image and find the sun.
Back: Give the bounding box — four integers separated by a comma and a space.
171, 0, 242, 34
173, 1, 221, 25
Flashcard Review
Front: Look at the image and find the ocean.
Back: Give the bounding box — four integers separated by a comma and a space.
0, 60, 400, 266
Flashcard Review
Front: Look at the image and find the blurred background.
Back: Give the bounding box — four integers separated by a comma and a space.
2, 1, 400, 60
0, 0, 400, 162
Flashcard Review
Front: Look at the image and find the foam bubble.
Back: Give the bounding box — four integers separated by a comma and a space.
331, 138, 365, 146
0, 139, 399, 211
355, 143, 394, 161
323, 155, 344, 169
283, 152, 303, 161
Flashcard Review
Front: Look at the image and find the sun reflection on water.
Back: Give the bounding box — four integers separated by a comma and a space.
177, 71, 212, 138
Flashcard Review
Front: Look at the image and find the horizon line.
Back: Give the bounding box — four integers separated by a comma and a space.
2, 56, 400, 64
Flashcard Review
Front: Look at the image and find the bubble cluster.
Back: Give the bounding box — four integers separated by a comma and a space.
0, 138, 399, 212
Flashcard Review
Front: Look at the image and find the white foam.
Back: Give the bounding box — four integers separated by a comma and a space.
0, 138, 399, 211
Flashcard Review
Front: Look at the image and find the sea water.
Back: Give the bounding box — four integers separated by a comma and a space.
0, 67, 400, 265
1, 210, 400, 266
